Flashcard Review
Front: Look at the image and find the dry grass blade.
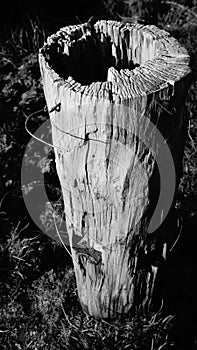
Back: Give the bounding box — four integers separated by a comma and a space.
187, 120, 197, 154
61, 302, 78, 330
162, 1, 197, 19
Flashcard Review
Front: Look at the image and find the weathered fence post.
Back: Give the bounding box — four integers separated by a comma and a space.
39, 20, 191, 319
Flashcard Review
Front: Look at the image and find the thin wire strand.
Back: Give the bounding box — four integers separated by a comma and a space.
24, 107, 62, 150
52, 213, 74, 259
25, 106, 109, 153
50, 119, 107, 145
25, 99, 176, 153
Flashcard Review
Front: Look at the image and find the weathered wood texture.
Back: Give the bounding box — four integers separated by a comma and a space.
39, 20, 191, 319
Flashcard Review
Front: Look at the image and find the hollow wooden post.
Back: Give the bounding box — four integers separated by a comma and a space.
39, 20, 191, 319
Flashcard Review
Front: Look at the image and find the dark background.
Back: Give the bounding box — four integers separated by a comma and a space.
0, 0, 108, 31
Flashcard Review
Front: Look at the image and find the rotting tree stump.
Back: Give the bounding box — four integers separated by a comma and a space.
39, 20, 191, 319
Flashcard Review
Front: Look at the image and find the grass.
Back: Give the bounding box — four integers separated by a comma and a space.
0, 2, 197, 349
0, 258, 173, 349
0, 16, 46, 63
